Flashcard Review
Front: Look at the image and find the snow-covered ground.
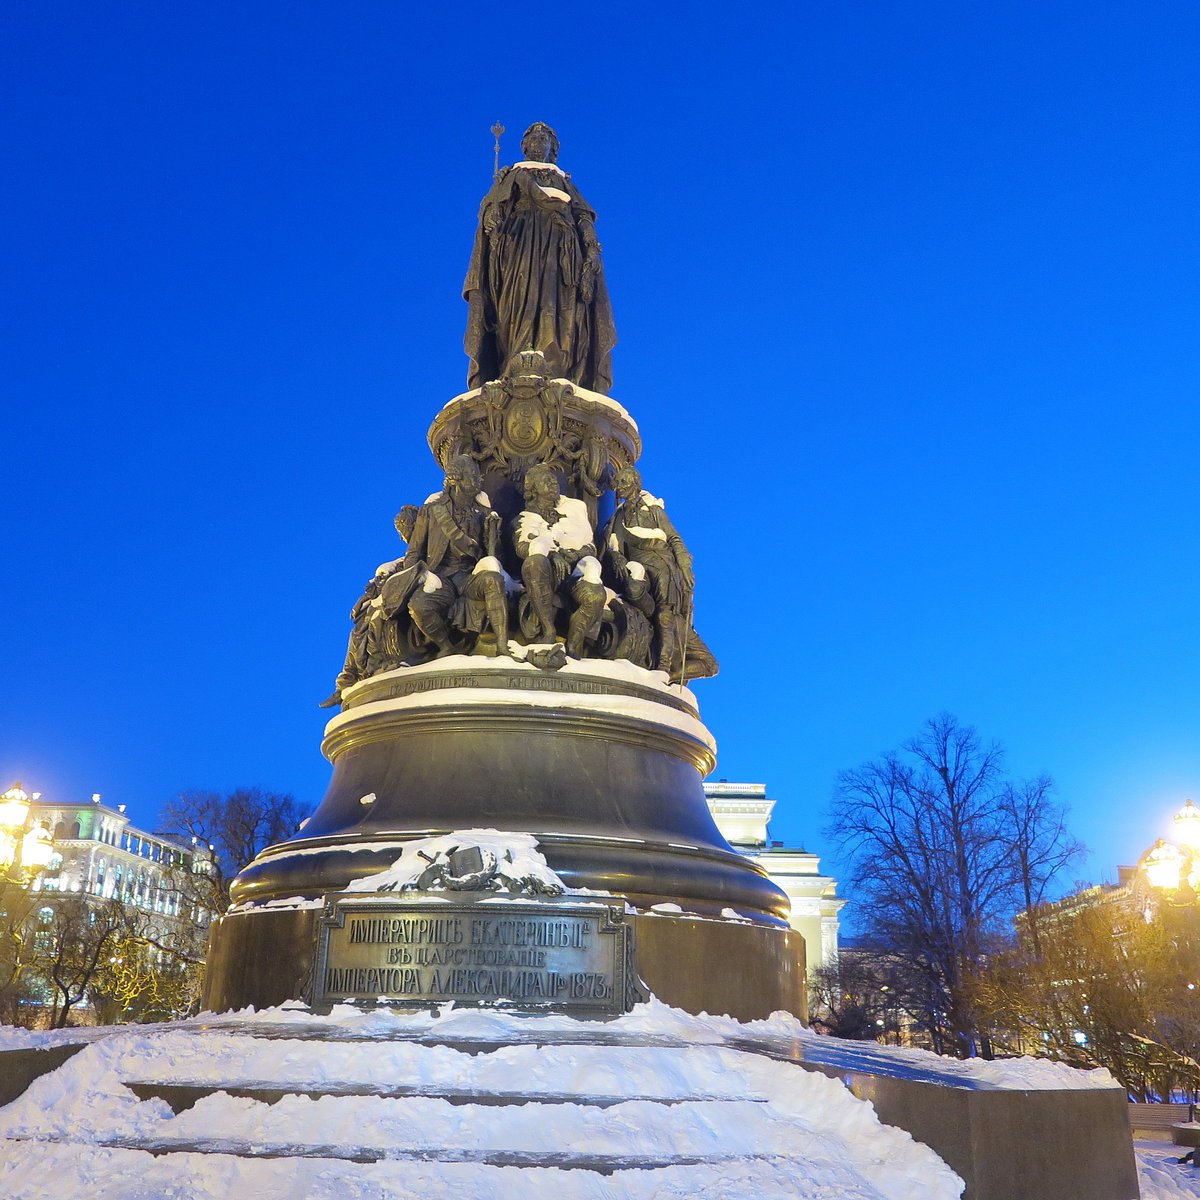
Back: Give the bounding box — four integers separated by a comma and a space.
0, 1000, 1191, 1199
1137, 1140, 1200, 1200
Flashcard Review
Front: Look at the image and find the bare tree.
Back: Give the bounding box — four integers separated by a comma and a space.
158, 788, 308, 914
826, 713, 1084, 1058
809, 950, 907, 1042
32, 896, 138, 1028
997, 776, 1086, 958
0, 880, 43, 1025
89, 934, 202, 1025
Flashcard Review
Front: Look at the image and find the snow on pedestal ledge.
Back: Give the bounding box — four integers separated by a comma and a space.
328, 655, 716, 757
340, 653, 695, 706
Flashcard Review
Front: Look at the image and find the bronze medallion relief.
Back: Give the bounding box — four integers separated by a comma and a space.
504, 396, 546, 454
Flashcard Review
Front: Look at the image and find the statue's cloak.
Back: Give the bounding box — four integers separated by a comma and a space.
464, 164, 616, 394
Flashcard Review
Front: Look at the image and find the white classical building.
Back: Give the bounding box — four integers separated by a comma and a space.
23, 790, 214, 938
704, 780, 844, 973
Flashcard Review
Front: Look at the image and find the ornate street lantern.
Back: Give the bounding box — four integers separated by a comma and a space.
0, 782, 55, 875
1142, 838, 1185, 892
0, 782, 31, 831
1173, 799, 1200, 852
20, 823, 54, 870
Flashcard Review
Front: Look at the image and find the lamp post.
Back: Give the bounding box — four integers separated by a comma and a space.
0, 782, 55, 880
1131, 802, 1200, 1101
0, 781, 56, 1020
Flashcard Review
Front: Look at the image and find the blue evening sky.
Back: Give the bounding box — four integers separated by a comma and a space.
3, 2, 1198, 911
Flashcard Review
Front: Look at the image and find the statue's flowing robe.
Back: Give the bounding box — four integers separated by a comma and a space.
464, 163, 616, 393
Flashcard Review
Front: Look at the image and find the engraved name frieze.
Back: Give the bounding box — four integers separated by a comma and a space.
373, 671, 691, 714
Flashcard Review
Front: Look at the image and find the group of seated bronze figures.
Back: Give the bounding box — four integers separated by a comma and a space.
321, 455, 715, 707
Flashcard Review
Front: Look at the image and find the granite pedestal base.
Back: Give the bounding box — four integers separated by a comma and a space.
803, 1060, 1138, 1200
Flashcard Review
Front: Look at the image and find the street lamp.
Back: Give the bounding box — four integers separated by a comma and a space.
1142, 839, 1185, 892
0, 782, 54, 875
1137, 802, 1200, 900
1173, 800, 1200, 854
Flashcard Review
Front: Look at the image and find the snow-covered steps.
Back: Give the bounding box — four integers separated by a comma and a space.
0, 999, 1141, 1200
0, 1006, 965, 1200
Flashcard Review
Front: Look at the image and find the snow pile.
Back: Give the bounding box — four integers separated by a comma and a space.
4, 996, 1183, 1198
0, 1024, 111, 1052
344, 828, 567, 895
327, 683, 716, 754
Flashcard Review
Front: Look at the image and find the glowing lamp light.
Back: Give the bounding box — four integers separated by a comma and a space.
1143, 840, 1184, 891
1174, 800, 1200, 852
0, 831, 17, 868
0, 783, 31, 830
20, 825, 54, 870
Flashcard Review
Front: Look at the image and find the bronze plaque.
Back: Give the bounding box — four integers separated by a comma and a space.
311, 893, 643, 1015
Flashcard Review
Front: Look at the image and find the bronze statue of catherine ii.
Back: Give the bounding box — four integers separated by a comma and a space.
463, 122, 617, 394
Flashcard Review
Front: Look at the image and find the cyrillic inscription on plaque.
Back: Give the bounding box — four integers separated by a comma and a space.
311, 894, 641, 1015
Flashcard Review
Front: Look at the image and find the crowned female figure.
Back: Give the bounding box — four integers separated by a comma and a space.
464, 122, 617, 394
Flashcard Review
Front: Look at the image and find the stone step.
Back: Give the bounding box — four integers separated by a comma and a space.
0, 1132, 786, 1174
185, 1020, 737, 1052
52, 1091, 782, 1172
127, 1081, 759, 1112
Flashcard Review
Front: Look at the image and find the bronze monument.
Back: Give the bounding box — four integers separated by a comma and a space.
203, 125, 804, 1021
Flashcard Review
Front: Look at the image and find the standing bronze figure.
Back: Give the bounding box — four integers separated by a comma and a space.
604, 465, 696, 679
464, 123, 617, 394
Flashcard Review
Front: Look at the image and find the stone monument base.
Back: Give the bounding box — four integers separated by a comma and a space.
202, 657, 805, 1021
204, 903, 805, 1021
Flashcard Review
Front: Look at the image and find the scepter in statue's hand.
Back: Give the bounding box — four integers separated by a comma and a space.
491, 122, 505, 180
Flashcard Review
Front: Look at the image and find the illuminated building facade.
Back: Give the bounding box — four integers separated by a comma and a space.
16, 787, 214, 946
703, 780, 844, 972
